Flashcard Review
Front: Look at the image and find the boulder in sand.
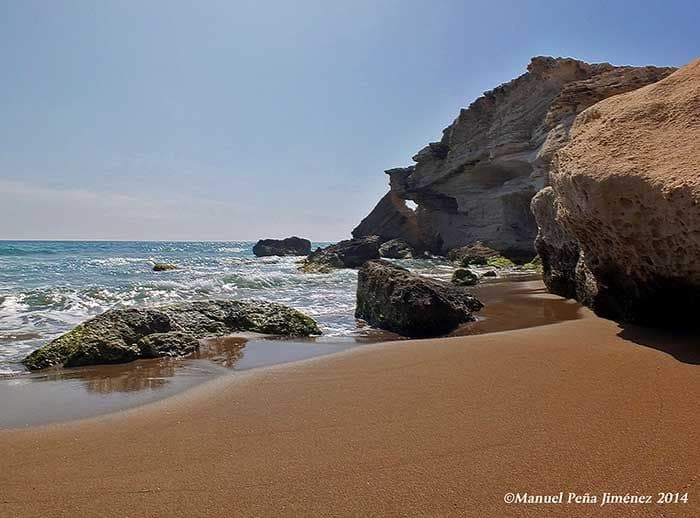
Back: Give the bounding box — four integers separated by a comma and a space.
356, 260, 483, 337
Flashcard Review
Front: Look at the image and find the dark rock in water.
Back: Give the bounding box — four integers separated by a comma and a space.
378, 238, 414, 259
253, 236, 311, 257
153, 263, 178, 272
301, 235, 381, 271
355, 260, 483, 337
447, 242, 500, 266
451, 268, 479, 286
23, 300, 321, 370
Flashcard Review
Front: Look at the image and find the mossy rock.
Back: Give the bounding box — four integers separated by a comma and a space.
451, 268, 479, 286
449, 241, 500, 266
297, 260, 335, 274
485, 255, 515, 268
23, 300, 321, 370
520, 261, 544, 273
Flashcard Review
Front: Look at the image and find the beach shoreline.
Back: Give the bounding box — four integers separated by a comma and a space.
0, 279, 579, 428
1, 308, 698, 517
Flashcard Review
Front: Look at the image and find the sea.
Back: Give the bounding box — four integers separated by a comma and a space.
0, 240, 452, 377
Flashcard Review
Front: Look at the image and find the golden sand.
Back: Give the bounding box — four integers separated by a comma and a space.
1, 308, 698, 517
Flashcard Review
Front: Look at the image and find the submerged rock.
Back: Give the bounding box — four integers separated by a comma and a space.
535, 59, 700, 324
301, 235, 381, 271
23, 300, 321, 370
378, 238, 415, 259
253, 236, 311, 257
153, 263, 178, 272
356, 260, 483, 337
451, 268, 479, 286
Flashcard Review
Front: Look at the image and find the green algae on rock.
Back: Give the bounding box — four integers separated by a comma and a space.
485, 256, 515, 268
451, 268, 479, 286
23, 300, 321, 370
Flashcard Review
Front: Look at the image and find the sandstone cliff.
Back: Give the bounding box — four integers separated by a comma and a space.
354, 57, 675, 261
535, 59, 700, 323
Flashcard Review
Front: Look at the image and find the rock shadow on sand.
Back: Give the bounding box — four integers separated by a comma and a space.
616, 324, 700, 365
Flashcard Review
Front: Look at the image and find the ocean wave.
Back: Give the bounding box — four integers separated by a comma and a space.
87, 257, 151, 267
0, 245, 59, 256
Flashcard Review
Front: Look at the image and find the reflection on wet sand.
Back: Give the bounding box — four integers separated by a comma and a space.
36, 360, 175, 393
195, 336, 247, 368
21, 337, 251, 395
456, 279, 582, 335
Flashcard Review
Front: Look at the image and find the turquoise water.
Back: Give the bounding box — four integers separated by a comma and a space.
0, 240, 371, 375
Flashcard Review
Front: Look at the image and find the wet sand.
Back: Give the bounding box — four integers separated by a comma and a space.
0, 279, 581, 427
1, 302, 698, 516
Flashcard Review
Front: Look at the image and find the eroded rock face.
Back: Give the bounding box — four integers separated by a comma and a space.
301, 236, 381, 271
253, 237, 311, 257
531, 187, 580, 298
23, 300, 321, 370
541, 60, 700, 323
355, 260, 483, 337
356, 57, 675, 259
352, 192, 422, 247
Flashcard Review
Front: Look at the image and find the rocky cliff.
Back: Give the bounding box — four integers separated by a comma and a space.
534, 59, 700, 324
354, 57, 675, 261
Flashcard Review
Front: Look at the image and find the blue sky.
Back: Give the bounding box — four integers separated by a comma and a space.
1, 0, 698, 240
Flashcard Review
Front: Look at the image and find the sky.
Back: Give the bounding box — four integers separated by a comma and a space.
0, 0, 698, 241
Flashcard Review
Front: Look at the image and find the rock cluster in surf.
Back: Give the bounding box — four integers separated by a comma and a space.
23, 300, 320, 370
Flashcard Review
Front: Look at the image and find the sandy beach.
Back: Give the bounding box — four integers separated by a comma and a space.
1, 305, 698, 517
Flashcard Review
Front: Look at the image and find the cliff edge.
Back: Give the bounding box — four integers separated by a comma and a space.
354, 57, 675, 261
535, 59, 700, 323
